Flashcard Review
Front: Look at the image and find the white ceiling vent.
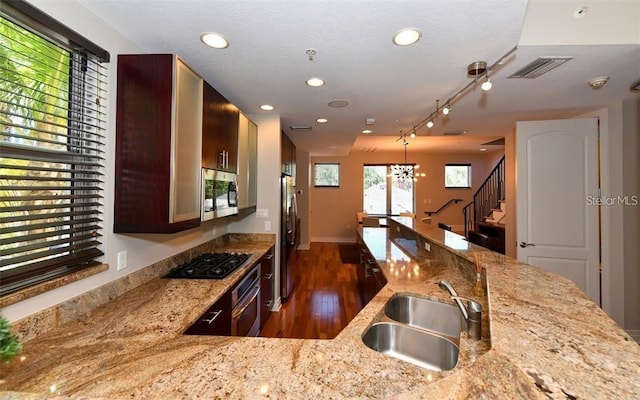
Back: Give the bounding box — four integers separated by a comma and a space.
289, 126, 312, 132
508, 57, 573, 79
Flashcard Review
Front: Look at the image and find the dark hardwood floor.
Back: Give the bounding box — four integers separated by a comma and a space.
259, 242, 364, 339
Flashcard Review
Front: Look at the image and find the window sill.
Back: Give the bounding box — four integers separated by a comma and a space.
0, 263, 109, 308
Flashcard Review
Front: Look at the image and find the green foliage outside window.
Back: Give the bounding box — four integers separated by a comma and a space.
314, 163, 340, 187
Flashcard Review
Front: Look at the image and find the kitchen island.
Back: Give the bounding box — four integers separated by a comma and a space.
1, 222, 639, 399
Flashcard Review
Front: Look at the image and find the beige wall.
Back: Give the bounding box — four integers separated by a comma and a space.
309, 150, 501, 242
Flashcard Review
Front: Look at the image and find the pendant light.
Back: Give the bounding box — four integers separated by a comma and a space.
392, 139, 425, 182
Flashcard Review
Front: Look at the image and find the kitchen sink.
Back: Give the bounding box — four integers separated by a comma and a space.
383, 294, 463, 338
362, 322, 459, 371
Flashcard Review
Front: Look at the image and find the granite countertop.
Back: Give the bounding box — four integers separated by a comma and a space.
1, 224, 639, 399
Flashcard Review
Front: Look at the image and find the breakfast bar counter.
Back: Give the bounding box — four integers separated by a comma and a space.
1, 224, 639, 399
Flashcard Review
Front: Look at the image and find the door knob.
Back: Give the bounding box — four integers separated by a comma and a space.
519, 242, 536, 248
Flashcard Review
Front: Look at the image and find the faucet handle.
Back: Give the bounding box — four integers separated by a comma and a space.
450, 296, 482, 341
450, 296, 482, 321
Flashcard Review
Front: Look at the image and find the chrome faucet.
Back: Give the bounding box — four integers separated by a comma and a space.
438, 280, 482, 340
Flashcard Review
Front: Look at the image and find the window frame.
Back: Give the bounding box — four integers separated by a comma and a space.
444, 163, 472, 189
313, 162, 340, 188
0, 1, 109, 297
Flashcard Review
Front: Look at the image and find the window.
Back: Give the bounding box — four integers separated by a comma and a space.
445, 164, 471, 188
314, 163, 340, 187
0, 3, 109, 296
364, 165, 414, 215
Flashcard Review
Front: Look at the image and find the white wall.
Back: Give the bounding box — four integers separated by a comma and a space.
2, 0, 229, 322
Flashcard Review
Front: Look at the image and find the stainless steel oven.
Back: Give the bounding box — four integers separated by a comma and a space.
231, 263, 261, 336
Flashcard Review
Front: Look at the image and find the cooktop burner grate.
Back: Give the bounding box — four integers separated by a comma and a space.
165, 252, 252, 279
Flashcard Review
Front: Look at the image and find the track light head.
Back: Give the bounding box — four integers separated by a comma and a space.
426, 120, 434, 128
410, 131, 416, 139
481, 77, 492, 91
442, 105, 451, 115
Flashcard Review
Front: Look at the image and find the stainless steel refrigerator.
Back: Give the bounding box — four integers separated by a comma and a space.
280, 174, 299, 301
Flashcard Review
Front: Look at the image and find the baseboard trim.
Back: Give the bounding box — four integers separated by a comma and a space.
297, 243, 311, 250
311, 236, 357, 243
627, 329, 640, 343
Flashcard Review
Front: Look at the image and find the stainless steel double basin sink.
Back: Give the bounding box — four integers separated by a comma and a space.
362, 293, 463, 371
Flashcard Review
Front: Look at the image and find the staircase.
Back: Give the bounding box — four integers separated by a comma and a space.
485, 200, 506, 224
462, 156, 506, 253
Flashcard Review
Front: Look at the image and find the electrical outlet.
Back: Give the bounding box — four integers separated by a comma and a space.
264, 220, 271, 231
117, 250, 128, 270
424, 242, 431, 252
256, 209, 269, 218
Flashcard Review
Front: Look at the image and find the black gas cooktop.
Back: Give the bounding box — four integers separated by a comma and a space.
165, 252, 252, 279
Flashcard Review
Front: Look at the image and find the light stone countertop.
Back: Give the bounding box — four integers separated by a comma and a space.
1, 222, 639, 399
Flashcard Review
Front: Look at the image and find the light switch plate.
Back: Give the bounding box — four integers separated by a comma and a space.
264, 220, 271, 231
117, 250, 128, 270
256, 209, 269, 218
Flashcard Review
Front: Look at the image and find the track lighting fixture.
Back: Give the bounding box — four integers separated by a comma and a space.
410, 131, 416, 139
397, 46, 517, 138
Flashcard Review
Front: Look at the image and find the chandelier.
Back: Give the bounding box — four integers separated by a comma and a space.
391, 139, 425, 182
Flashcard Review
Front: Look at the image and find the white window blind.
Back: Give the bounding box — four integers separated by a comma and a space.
0, 3, 109, 296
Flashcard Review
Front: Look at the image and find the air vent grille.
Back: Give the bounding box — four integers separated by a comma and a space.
509, 57, 573, 79
443, 130, 466, 136
289, 126, 312, 131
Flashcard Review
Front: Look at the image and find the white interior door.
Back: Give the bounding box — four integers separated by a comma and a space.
516, 118, 600, 304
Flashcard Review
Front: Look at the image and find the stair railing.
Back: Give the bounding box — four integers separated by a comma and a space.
463, 156, 505, 237
424, 198, 464, 217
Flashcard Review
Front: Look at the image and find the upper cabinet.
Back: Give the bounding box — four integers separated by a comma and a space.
237, 113, 258, 210
202, 81, 239, 173
114, 54, 203, 233
281, 130, 296, 177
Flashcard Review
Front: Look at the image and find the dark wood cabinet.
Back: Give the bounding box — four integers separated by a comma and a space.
260, 246, 275, 328
114, 54, 203, 233
202, 81, 239, 172
356, 239, 387, 304
281, 130, 296, 176
183, 290, 232, 336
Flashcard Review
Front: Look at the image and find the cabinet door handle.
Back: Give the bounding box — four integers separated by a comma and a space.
202, 310, 222, 324
519, 242, 536, 248
264, 273, 273, 280
265, 300, 273, 308
265, 254, 274, 260
218, 151, 225, 169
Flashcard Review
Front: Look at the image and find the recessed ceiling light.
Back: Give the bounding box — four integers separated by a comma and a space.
328, 100, 349, 108
392, 28, 421, 46
260, 104, 274, 111
306, 77, 325, 87
480, 148, 487, 152
316, 118, 328, 123
362, 129, 373, 134
200, 32, 229, 49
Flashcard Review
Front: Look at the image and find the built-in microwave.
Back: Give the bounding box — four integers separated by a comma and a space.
202, 168, 238, 221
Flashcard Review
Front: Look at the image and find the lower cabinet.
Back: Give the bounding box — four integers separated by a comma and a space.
183, 290, 232, 336
260, 246, 275, 328
357, 240, 387, 305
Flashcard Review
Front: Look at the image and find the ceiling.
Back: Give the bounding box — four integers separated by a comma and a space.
77, 0, 640, 156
